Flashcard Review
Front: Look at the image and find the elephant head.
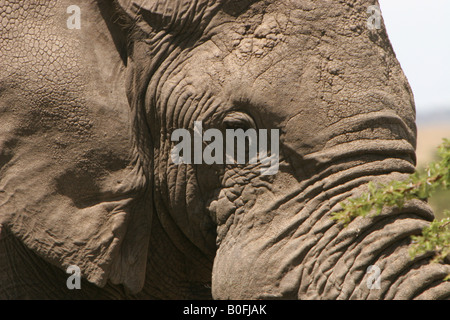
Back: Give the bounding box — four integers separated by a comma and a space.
1, 0, 449, 299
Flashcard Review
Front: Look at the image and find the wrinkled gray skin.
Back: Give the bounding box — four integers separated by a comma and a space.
1, 0, 449, 300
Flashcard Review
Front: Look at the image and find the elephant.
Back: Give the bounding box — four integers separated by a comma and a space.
1, 0, 449, 300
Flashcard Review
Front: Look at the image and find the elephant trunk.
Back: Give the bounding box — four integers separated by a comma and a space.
213, 172, 450, 300
212, 114, 450, 300
294, 148, 450, 299
299, 196, 450, 300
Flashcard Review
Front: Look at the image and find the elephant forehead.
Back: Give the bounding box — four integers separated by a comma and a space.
226, 12, 287, 60
210, 0, 378, 60
201, 2, 408, 116
160, 0, 374, 86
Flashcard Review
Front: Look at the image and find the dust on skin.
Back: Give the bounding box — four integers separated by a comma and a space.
230, 13, 287, 60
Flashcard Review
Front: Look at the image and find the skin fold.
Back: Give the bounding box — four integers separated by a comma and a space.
0, 0, 449, 299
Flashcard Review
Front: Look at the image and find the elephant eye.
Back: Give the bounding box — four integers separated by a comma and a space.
223, 112, 256, 131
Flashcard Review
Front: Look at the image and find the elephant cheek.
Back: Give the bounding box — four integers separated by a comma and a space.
212, 240, 272, 299
211, 223, 302, 300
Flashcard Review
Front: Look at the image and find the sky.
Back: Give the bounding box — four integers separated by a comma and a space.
378, 0, 450, 115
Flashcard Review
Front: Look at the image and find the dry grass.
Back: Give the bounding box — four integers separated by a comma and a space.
416, 124, 450, 220
416, 125, 450, 168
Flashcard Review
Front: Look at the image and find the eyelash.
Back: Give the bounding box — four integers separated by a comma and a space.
223, 112, 256, 130
224, 120, 250, 130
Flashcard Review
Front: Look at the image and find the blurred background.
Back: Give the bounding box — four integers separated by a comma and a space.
379, 0, 450, 219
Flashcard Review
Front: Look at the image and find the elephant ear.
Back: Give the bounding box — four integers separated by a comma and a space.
0, 2, 150, 294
